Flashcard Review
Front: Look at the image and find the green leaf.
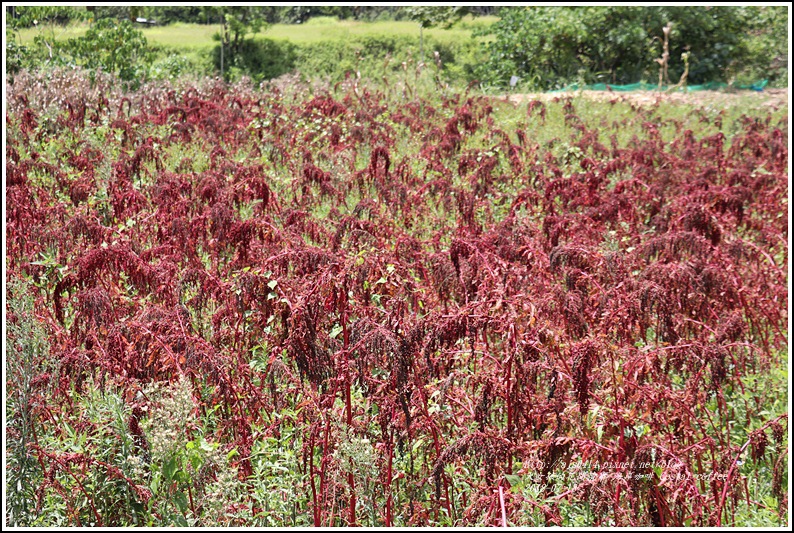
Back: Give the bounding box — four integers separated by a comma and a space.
189, 452, 203, 471
174, 491, 188, 513
150, 472, 161, 495
412, 438, 425, 454
163, 456, 178, 481
329, 324, 343, 339
506, 474, 524, 491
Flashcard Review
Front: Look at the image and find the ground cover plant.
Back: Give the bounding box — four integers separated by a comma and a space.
4, 68, 789, 527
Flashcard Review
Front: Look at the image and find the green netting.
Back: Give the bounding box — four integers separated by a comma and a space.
549, 79, 768, 93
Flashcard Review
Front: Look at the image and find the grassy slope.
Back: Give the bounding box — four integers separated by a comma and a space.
15, 15, 498, 50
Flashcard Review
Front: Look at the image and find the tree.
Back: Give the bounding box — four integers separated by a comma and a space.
8, 5, 86, 28
66, 18, 151, 86
725, 5, 788, 86
201, 6, 268, 78
406, 6, 470, 63
202, 6, 267, 57
6, 6, 90, 74
406, 6, 469, 29
139, 6, 204, 25
86, 6, 140, 23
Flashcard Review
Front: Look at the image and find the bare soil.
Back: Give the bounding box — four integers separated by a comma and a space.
503, 87, 789, 110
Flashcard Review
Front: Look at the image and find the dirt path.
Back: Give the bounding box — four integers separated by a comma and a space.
504, 87, 788, 110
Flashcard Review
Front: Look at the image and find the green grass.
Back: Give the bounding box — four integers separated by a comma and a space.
15, 15, 498, 51
140, 22, 218, 49
14, 22, 89, 44
264, 15, 497, 44
16, 22, 217, 50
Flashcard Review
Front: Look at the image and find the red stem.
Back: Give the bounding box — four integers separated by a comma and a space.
320, 413, 332, 525
341, 282, 356, 526
498, 485, 507, 527
385, 427, 394, 526
505, 352, 513, 441
715, 414, 787, 526
309, 430, 320, 526
187, 484, 196, 519
47, 453, 103, 526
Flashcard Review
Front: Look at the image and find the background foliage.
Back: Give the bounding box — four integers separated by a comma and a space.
5, 5, 788, 89
475, 6, 784, 89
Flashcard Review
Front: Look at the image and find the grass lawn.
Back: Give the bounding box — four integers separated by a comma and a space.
14, 23, 89, 44
265, 15, 497, 44
14, 15, 498, 50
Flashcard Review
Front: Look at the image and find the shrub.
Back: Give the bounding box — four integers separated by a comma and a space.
292, 35, 482, 85
65, 19, 152, 87
148, 53, 205, 81
212, 38, 298, 83
6, 280, 52, 526
6, 40, 31, 76
476, 6, 756, 89
728, 6, 788, 87
6, 5, 89, 28
5, 6, 89, 76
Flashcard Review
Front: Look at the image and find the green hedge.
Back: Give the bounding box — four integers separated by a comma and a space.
475, 6, 788, 90
211, 38, 298, 82
211, 34, 484, 85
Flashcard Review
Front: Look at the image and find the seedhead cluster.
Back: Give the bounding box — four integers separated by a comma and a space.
5, 70, 788, 526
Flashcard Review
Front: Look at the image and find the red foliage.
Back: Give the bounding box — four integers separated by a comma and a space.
6, 78, 787, 527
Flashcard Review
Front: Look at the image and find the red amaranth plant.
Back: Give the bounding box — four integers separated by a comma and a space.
5, 73, 787, 527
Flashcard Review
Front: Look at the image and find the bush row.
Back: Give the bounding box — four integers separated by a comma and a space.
7, 7, 788, 90
7, 22, 484, 90
476, 6, 788, 90
212, 34, 483, 85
